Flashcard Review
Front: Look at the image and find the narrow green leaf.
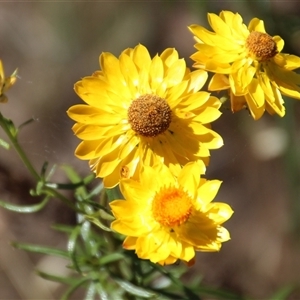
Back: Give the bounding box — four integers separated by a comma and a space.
36, 270, 79, 285
0, 196, 49, 213
36, 180, 45, 195
85, 282, 97, 300
45, 163, 57, 181
18, 117, 35, 131
86, 182, 104, 199
46, 173, 95, 191
51, 224, 77, 234
61, 277, 90, 300
61, 165, 82, 182
99, 253, 125, 266
114, 278, 157, 298
85, 214, 112, 232
80, 199, 107, 211
12, 242, 69, 258
183, 287, 201, 300
0, 137, 10, 149
61, 165, 97, 206
94, 282, 110, 300
68, 225, 83, 273
40, 161, 49, 178
99, 209, 114, 221
5, 117, 18, 137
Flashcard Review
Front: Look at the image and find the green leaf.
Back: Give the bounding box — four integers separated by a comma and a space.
36, 270, 79, 285
51, 224, 76, 234
18, 117, 35, 131
62, 164, 85, 183
99, 253, 125, 266
85, 282, 97, 300
183, 287, 201, 300
114, 278, 157, 298
85, 214, 112, 232
4, 117, 18, 137
12, 242, 69, 259
0, 137, 10, 149
86, 182, 104, 199
40, 161, 49, 178
36, 180, 45, 195
0, 196, 49, 213
68, 225, 83, 273
61, 277, 90, 300
80, 199, 107, 211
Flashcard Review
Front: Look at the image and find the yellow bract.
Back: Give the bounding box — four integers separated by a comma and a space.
110, 162, 233, 265
0, 60, 17, 103
68, 44, 223, 188
189, 11, 300, 119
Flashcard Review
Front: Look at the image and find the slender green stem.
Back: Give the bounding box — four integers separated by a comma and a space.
0, 112, 40, 181
0, 112, 79, 212
44, 187, 81, 212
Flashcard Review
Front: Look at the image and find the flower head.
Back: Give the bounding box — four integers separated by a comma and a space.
0, 60, 17, 103
189, 11, 300, 119
110, 162, 233, 265
67, 44, 223, 188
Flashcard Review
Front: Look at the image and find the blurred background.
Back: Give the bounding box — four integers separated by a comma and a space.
1, 0, 300, 299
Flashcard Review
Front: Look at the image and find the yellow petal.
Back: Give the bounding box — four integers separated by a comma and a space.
149, 55, 164, 91
207, 12, 232, 37
205, 203, 234, 224
273, 35, 284, 53
119, 52, 139, 89
132, 44, 151, 71
123, 236, 137, 250
177, 161, 205, 197
188, 25, 236, 51
196, 180, 222, 206
75, 140, 101, 159
248, 18, 266, 33
164, 58, 186, 87
188, 69, 208, 92
230, 92, 247, 112
160, 48, 179, 67
208, 74, 230, 91
279, 54, 300, 70
193, 107, 222, 124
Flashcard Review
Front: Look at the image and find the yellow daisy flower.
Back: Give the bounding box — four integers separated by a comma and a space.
0, 60, 17, 103
67, 44, 223, 188
189, 11, 300, 120
110, 161, 233, 265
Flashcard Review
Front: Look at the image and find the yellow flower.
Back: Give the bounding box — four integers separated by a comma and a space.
0, 60, 17, 103
67, 44, 223, 188
189, 11, 300, 120
110, 161, 233, 265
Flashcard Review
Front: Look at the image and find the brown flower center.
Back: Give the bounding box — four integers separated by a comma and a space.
246, 31, 278, 61
128, 94, 172, 137
152, 187, 192, 228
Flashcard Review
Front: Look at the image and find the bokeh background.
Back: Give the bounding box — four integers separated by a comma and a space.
1, 1, 300, 299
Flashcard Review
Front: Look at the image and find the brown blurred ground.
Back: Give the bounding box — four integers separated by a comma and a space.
1, 1, 300, 299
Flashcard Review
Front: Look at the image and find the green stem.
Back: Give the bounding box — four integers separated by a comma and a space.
0, 112, 79, 212
0, 112, 40, 181
44, 187, 81, 212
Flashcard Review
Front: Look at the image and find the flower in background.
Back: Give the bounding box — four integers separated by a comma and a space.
67, 44, 223, 188
0, 60, 17, 103
189, 11, 300, 120
110, 161, 233, 265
